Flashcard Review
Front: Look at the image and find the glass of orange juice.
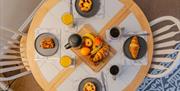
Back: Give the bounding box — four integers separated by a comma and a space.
60, 55, 74, 68
61, 12, 74, 27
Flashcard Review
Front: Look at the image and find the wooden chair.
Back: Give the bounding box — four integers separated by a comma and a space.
147, 16, 180, 78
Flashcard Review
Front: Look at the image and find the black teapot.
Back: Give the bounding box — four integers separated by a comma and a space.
64, 34, 82, 49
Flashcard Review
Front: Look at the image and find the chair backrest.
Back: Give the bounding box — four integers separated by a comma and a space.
0, 0, 45, 90
0, 26, 26, 37
0, 56, 31, 80
0, 18, 30, 89
147, 16, 180, 78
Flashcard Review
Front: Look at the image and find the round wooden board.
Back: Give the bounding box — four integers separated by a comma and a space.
25, 0, 153, 91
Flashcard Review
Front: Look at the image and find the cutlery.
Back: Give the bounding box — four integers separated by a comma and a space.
69, 0, 78, 29
122, 33, 150, 37
120, 27, 150, 37
70, 0, 73, 15
101, 71, 107, 91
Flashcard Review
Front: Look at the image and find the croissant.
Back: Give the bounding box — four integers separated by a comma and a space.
129, 36, 140, 59
92, 45, 109, 62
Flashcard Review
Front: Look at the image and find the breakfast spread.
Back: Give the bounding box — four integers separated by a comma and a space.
83, 82, 96, 91
79, 0, 93, 12
69, 25, 116, 72
40, 37, 55, 49
80, 33, 110, 65
129, 36, 140, 59
92, 45, 110, 63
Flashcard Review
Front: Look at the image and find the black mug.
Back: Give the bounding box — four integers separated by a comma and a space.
64, 34, 82, 49
110, 65, 119, 80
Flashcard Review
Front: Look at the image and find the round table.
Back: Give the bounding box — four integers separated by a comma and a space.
26, 0, 153, 90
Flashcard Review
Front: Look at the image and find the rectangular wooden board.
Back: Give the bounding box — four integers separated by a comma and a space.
71, 24, 116, 72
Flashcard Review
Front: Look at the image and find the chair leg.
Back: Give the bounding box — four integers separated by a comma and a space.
0, 82, 9, 91
0, 71, 31, 81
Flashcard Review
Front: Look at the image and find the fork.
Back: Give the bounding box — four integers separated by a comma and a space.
101, 71, 107, 91
70, 0, 73, 15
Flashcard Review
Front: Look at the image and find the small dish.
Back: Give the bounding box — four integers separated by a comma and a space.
75, 0, 100, 18
78, 77, 102, 91
35, 33, 59, 56
123, 36, 147, 60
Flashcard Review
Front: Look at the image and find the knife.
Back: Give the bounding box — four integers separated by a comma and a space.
122, 33, 150, 37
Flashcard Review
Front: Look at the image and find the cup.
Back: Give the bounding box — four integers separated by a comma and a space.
61, 12, 74, 27
110, 65, 121, 80
60, 55, 73, 68
106, 27, 121, 41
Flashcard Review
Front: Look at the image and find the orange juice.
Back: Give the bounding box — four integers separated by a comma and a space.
61, 13, 74, 26
60, 56, 72, 67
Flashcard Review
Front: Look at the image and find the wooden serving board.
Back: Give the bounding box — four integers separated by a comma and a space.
71, 24, 116, 72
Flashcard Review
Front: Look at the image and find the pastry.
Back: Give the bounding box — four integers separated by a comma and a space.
83, 82, 96, 91
40, 37, 55, 49
129, 36, 140, 59
92, 45, 110, 62
79, 0, 93, 12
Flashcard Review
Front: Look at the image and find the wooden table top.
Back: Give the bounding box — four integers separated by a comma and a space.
26, 0, 153, 91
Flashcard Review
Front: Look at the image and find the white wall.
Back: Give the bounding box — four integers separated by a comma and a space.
0, 0, 42, 48
0, 0, 42, 30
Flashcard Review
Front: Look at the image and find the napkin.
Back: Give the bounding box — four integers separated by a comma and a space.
57, 63, 105, 91
60, 27, 77, 60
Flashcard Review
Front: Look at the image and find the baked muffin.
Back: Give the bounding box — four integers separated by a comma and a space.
83, 82, 96, 91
